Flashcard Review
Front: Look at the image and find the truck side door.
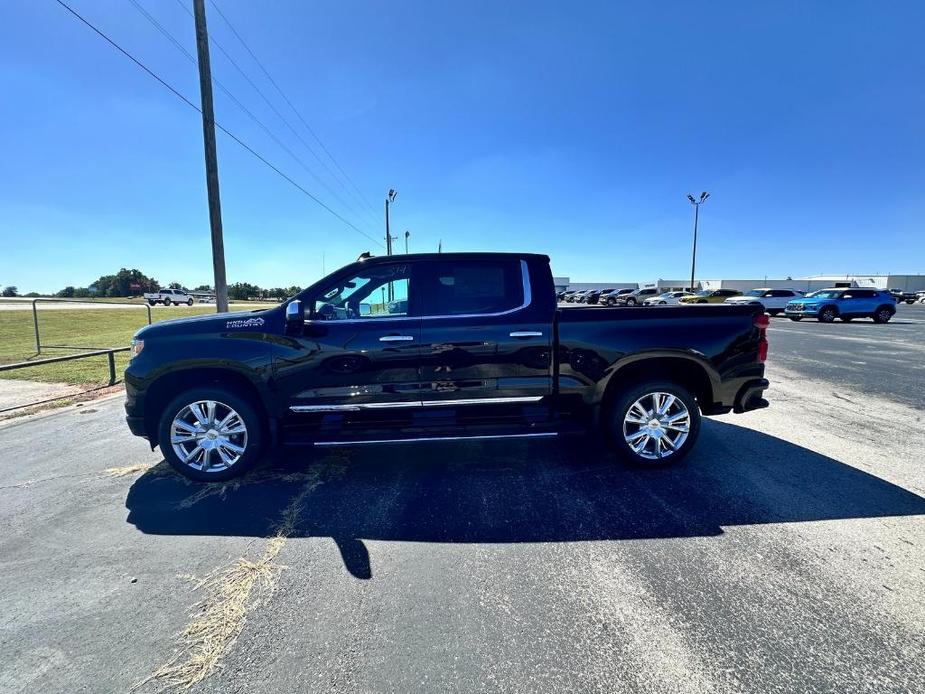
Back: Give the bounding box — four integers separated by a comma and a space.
273, 261, 424, 415
415, 258, 553, 405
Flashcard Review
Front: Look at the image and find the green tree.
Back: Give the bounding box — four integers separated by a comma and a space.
56, 286, 76, 298
227, 282, 263, 301
2, 286, 18, 297
193, 284, 213, 292
90, 269, 159, 297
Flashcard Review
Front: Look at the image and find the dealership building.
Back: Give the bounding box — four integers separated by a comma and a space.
555, 274, 925, 294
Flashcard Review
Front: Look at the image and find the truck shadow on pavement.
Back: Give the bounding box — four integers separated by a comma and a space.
125, 419, 925, 579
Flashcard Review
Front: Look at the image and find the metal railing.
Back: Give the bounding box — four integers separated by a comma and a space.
30, 298, 152, 354
0, 347, 130, 413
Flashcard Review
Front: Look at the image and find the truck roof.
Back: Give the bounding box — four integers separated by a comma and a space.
356, 252, 550, 265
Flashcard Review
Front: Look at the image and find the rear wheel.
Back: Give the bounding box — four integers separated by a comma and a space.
818, 306, 837, 323
625, 298, 637, 306
872, 306, 893, 324
163, 298, 172, 306
187, 298, 193, 306
607, 381, 701, 467
147, 299, 156, 306
789, 316, 802, 321
158, 387, 264, 482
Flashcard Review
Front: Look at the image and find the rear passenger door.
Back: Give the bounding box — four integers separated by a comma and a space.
416, 258, 553, 405
841, 289, 878, 315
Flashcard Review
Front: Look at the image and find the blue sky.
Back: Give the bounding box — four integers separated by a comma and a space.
1, 1, 923, 293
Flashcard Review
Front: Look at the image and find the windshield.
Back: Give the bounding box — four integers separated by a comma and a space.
744, 290, 764, 297
694, 290, 711, 296
807, 290, 843, 299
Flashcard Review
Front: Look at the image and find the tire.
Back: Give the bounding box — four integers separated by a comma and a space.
872, 306, 893, 324
818, 306, 837, 323
606, 380, 701, 468
187, 298, 194, 306
158, 387, 265, 482
768, 309, 780, 316
626, 298, 637, 306
147, 299, 156, 306
789, 316, 802, 321
163, 298, 172, 306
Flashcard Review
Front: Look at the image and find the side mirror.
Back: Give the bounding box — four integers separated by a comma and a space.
286, 299, 304, 325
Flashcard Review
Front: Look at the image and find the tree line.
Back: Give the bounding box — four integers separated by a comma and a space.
2, 268, 302, 301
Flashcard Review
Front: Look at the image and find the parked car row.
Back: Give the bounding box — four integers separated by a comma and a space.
558, 283, 906, 324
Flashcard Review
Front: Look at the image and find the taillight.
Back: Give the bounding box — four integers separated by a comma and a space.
754, 313, 769, 362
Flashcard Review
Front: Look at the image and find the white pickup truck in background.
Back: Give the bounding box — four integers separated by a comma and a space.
143, 288, 194, 306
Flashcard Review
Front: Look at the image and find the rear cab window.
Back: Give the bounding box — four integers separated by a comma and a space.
419, 259, 524, 316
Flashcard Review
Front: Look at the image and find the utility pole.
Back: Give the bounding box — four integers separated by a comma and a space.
193, 0, 228, 313
404, 230, 410, 254
686, 192, 710, 291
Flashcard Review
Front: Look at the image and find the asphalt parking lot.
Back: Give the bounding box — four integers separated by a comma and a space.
1, 303, 923, 693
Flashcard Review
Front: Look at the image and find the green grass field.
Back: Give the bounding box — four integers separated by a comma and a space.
0, 303, 274, 385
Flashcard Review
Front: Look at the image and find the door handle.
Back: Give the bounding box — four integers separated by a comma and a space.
509, 331, 543, 338
379, 335, 414, 342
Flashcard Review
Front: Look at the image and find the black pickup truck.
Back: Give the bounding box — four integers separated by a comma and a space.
125, 253, 770, 481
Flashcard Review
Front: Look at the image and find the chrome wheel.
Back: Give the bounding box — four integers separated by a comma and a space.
170, 400, 248, 473
622, 391, 690, 460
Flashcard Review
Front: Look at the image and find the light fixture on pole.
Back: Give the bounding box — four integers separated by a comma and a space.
686, 191, 710, 292
385, 189, 397, 256
404, 230, 410, 254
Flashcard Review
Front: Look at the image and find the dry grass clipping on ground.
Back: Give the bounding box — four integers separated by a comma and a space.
135, 460, 347, 692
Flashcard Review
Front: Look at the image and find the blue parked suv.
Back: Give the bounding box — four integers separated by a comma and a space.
784, 288, 896, 323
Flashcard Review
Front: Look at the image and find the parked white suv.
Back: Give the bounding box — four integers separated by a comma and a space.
144, 288, 194, 306
643, 291, 692, 306
724, 288, 804, 315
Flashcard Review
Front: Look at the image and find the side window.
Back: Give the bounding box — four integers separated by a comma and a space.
313, 263, 413, 320
420, 260, 523, 316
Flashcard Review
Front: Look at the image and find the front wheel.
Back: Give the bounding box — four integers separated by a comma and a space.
163, 298, 171, 306
818, 306, 837, 323
789, 316, 802, 321
607, 381, 701, 467
187, 298, 193, 306
147, 299, 156, 306
625, 298, 637, 306
158, 387, 265, 482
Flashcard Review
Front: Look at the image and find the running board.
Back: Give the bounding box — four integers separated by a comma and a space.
312, 432, 558, 447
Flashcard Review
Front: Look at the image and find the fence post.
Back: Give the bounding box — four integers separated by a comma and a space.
107, 351, 116, 386
32, 299, 41, 354
145, 304, 152, 324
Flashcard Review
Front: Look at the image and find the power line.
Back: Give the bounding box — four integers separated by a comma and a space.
127, 0, 376, 235
174, 0, 381, 230
54, 0, 383, 247
207, 0, 382, 221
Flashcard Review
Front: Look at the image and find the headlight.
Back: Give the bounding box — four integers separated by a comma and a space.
130, 338, 145, 358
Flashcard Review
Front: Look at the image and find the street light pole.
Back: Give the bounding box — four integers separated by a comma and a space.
193, 0, 228, 313
385, 189, 397, 300
687, 192, 710, 291
385, 189, 397, 256
404, 230, 410, 254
